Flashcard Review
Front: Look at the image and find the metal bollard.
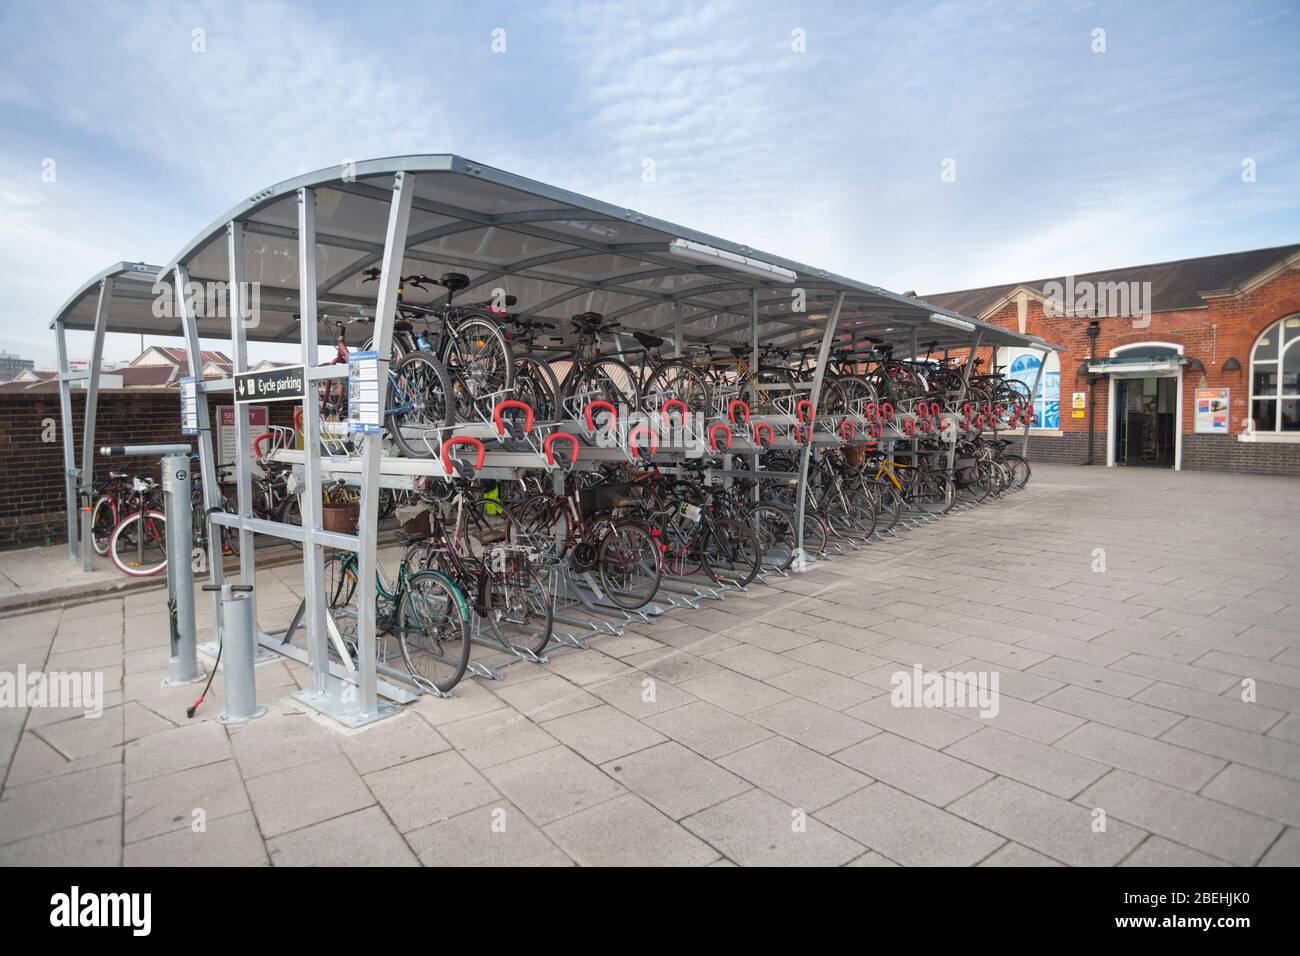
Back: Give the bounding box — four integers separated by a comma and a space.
203, 583, 266, 725
161, 452, 202, 686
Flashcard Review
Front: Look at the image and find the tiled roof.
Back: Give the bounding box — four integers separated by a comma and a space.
922, 243, 1300, 318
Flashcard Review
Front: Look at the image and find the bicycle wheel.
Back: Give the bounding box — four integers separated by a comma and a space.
920, 473, 956, 513
485, 557, 553, 657
90, 495, 117, 555
386, 350, 455, 457
566, 358, 642, 413
278, 494, 304, 549
323, 552, 359, 609
512, 353, 562, 424
641, 359, 711, 418
747, 502, 796, 571
597, 521, 661, 610
846, 486, 879, 537
518, 494, 570, 560
398, 569, 472, 694
871, 481, 903, 533
108, 511, 168, 576
1002, 454, 1031, 489
448, 315, 515, 409
703, 517, 762, 587
798, 509, 829, 557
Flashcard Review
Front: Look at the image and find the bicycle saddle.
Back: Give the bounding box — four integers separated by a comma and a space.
438, 272, 470, 292
394, 530, 427, 545
729, 345, 749, 357
632, 330, 664, 349
571, 311, 606, 328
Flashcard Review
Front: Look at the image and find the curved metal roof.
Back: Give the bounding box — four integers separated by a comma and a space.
48, 261, 166, 333
56, 155, 1059, 354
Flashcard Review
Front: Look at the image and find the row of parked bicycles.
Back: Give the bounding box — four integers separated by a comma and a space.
312, 414, 1033, 696
310, 269, 1035, 457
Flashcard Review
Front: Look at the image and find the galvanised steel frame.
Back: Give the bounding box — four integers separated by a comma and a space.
47, 155, 1061, 729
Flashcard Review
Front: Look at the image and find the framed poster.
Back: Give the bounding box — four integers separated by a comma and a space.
219, 404, 268, 464
1194, 387, 1230, 434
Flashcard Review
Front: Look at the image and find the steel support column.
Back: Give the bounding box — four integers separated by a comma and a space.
175, 263, 225, 643
749, 289, 760, 503
354, 171, 415, 720
297, 186, 331, 694
54, 318, 78, 563
946, 330, 982, 475
226, 222, 259, 630
79, 278, 113, 571
792, 291, 846, 570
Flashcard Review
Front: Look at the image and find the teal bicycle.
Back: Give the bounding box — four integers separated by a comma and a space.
325, 534, 472, 694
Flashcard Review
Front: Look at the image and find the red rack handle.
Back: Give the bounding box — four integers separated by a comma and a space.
708, 422, 733, 450
294, 407, 304, 434
662, 399, 689, 428
584, 400, 617, 432
840, 419, 855, 441
903, 417, 917, 436
493, 399, 534, 436
865, 403, 879, 421
543, 432, 579, 467
752, 422, 775, 447
440, 436, 486, 477
728, 399, 751, 425
253, 432, 274, 459
796, 399, 814, 424
628, 424, 658, 458
881, 402, 895, 421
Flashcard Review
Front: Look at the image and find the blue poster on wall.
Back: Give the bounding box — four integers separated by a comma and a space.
1008, 353, 1060, 428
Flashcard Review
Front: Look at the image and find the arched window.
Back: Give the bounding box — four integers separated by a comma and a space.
995, 348, 1060, 428
1249, 316, 1300, 432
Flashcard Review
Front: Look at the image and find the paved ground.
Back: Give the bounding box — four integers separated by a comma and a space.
1, 463, 1297, 867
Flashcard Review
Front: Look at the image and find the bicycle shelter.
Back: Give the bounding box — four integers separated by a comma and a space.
50, 154, 1060, 728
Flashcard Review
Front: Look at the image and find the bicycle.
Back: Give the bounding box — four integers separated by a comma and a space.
518, 470, 662, 611
323, 537, 473, 695
362, 269, 514, 426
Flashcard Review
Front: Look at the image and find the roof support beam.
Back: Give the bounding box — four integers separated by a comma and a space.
79, 277, 113, 572
793, 292, 846, 570
54, 316, 78, 564
297, 186, 331, 698
353, 171, 415, 724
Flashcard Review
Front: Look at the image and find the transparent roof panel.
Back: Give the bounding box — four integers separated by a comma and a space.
53, 156, 1059, 353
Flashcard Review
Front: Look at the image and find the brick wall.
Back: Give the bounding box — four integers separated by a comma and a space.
977, 265, 1300, 473
1022, 432, 1093, 466
0, 390, 296, 549
1182, 434, 1300, 476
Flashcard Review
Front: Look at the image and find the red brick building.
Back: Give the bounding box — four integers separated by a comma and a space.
925, 244, 1300, 476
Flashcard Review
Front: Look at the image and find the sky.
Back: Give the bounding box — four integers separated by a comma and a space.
1, 0, 1297, 368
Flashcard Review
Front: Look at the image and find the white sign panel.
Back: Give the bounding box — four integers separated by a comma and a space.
179, 377, 198, 435
347, 351, 381, 435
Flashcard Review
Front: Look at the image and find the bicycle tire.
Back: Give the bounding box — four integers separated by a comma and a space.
641, 359, 712, 418
485, 559, 554, 657
90, 495, 117, 555
108, 510, 168, 576
398, 569, 472, 695
597, 521, 661, 610
1002, 454, 1031, 489
746, 502, 796, 571
703, 517, 762, 588
448, 314, 515, 409
386, 350, 455, 457
566, 358, 642, 413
